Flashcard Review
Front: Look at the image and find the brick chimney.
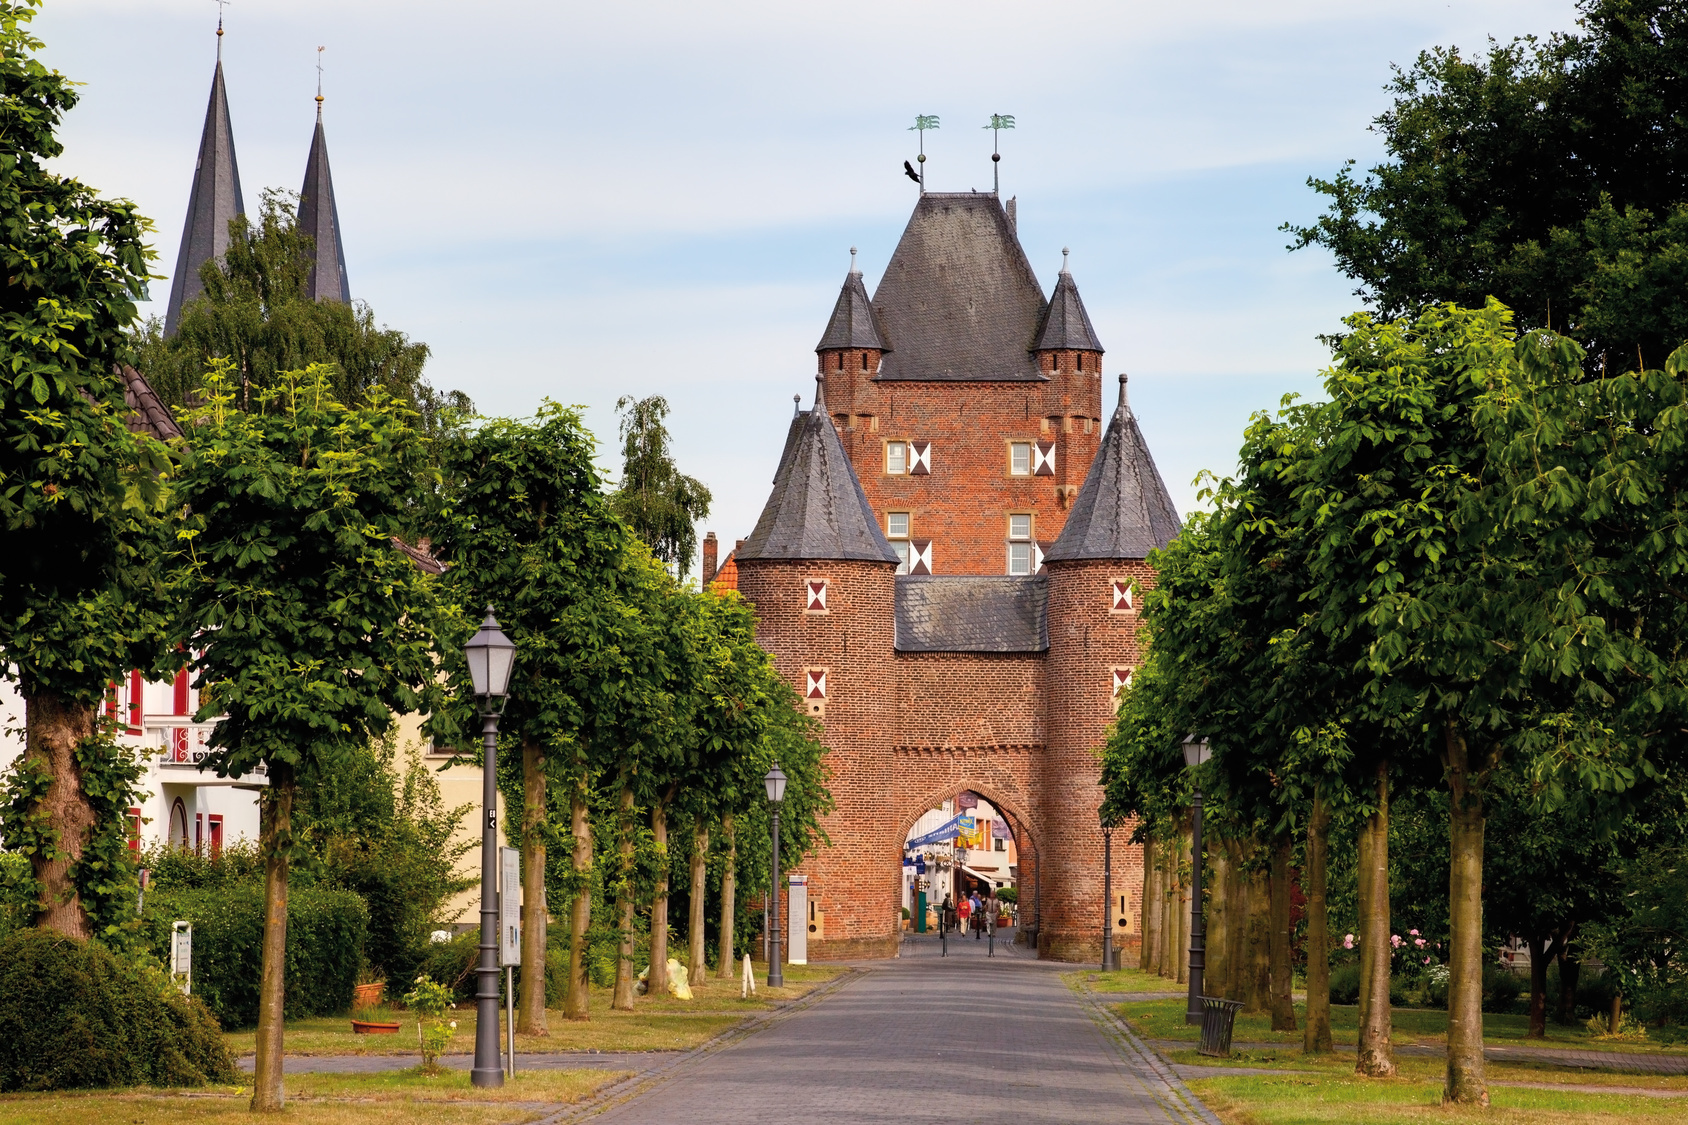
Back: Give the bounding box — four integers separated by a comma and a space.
702, 532, 718, 586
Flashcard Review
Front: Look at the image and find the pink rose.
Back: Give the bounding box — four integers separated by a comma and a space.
1343, 934, 1355, 949
1415, 938, 1426, 948
1424, 957, 1431, 964
1409, 929, 1420, 936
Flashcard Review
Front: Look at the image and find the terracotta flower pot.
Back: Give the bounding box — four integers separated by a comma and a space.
353, 982, 384, 1007
351, 1019, 401, 1035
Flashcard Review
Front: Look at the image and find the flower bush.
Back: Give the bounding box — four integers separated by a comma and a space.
403, 974, 456, 1074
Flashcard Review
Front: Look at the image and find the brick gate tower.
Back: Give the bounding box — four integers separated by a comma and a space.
726, 192, 1180, 961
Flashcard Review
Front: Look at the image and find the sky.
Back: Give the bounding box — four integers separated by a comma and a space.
38, 0, 1584, 572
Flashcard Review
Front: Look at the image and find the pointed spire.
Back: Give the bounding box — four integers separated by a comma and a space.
816, 248, 890, 352
1032, 249, 1103, 353
738, 392, 899, 565
165, 35, 246, 336
1044, 373, 1180, 562
814, 371, 827, 410
298, 57, 351, 305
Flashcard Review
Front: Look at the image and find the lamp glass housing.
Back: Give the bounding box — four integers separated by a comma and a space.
465, 607, 517, 702
764, 763, 788, 804
1181, 735, 1212, 768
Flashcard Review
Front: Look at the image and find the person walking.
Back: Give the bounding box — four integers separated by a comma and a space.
970, 890, 984, 939
957, 894, 972, 937
941, 895, 955, 935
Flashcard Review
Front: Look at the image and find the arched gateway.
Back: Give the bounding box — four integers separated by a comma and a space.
718, 193, 1180, 961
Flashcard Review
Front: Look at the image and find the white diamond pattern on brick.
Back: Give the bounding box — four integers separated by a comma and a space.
909, 441, 931, 475
909, 539, 933, 575
806, 580, 828, 612
1111, 580, 1133, 612
806, 669, 827, 699
1033, 440, 1056, 476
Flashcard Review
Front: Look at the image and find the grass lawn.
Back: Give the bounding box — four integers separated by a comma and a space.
1191, 1072, 1688, 1124
225, 962, 850, 1057
0, 1065, 629, 1124
1168, 1048, 1688, 1092
1118, 997, 1688, 1053
1064, 966, 1186, 994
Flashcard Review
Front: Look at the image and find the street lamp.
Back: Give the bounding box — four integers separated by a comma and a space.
765, 763, 787, 988
466, 607, 516, 1088
1100, 808, 1122, 972
1182, 734, 1212, 1026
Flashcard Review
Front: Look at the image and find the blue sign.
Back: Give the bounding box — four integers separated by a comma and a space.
915, 858, 926, 874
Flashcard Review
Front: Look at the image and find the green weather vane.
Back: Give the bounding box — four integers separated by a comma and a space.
984, 114, 1015, 193
908, 115, 939, 191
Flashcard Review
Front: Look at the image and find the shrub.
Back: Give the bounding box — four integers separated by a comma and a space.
143, 883, 369, 1029
1328, 962, 1361, 1005
417, 930, 480, 1003
0, 928, 237, 1090
996, 887, 1018, 905
1483, 964, 1524, 1013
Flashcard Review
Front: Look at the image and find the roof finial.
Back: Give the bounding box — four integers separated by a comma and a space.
910, 115, 939, 193
1061, 247, 1071, 276
793, 393, 801, 417
315, 45, 325, 121
849, 246, 859, 275
984, 114, 1014, 194
814, 371, 828, 412
1117, 372, 1130, 415
215, 0, 229, 61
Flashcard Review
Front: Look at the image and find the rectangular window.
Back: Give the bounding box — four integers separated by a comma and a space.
1009, 514, 1032, 540
886, 441, 908, 475
1008, 442, 1031, 475
887, 512, 909, 539
892, 542, 910, 575
1008, 542, 1032, 575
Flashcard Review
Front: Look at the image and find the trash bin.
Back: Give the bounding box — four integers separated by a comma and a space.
1108, 948, 1122, 971
1197, 997, 1243, 1058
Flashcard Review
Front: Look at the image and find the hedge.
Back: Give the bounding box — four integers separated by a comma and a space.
0, 928, 237, 1091
145, 883, 369, 1029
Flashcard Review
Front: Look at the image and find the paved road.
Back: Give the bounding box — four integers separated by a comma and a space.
589, 948, 1215, 1124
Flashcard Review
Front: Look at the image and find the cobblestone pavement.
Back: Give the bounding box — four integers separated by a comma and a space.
582, 955, 1217, 1124
897, 929, 1037, 959
1147, 1037, 1688, 1076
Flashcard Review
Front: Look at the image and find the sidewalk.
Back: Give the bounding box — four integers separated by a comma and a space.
1144, 1037, 1688, 1076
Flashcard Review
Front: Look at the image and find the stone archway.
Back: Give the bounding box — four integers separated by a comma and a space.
893, 778, 1042, 949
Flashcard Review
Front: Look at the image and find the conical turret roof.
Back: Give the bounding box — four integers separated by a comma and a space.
1033, 254, 1103, 352
1045, 375, 1180, 562
299, 103, 351, 304
816, 253, 888, 351
737, 377, 900, 564
165, 58, 245, 335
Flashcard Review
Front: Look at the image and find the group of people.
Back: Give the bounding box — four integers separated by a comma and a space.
940, 889, 999, 938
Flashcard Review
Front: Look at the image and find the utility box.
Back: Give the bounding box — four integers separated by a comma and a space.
787, 875, 808, 964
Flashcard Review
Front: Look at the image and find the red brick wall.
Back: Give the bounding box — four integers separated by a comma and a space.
736, 556, 901, 959
817, 358, 1105, 575
1038, 558, 1156, 961
892, 651, 1045, 748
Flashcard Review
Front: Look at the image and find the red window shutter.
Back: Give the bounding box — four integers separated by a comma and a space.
128, 669, 144, 734
173, 668, 190, 717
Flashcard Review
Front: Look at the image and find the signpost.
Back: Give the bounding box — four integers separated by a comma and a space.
170, 920, 192, 995
499, 846, 520, 1077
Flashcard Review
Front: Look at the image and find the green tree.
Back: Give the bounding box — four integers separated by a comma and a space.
428, 403, 630, 1031
0, 0, 174, 940
609, 394, 711, 577
130, 190, 469, 425
1285, 0, 1688, 372
169, 365, 441, 1111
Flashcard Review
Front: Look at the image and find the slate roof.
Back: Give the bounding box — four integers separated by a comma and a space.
737, 377, 900, 564
1045, 375, 1182, 562
166, 59, 245, 336
116, 364, 184, 442
871, 193, 1049, 382
299, 105, 351, 304
816, 256, 888, 351
894, 576, 1049, 653
1033, 257, 1103, 352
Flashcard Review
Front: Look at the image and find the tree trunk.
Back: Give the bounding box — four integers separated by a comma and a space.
1610, 995, 1622, 1034
648, 803, 670, 995
1555, 936, 1580, 1026
1243, 853, 1272, 1013
1158, 841, 1174, 978
517, 739, 548, 1036
564, 788, 593, 1021
1304, 790, 1334, 1054
612, 786, 637, 1011
1269, 834, 1296, 1031
1355, 758, 1396, 1078
23, 691, 100, 939
1206, 838, 1230, 999
1224, 839, 1249, 1003
1174, 831, 1189, 984
251, 762, 295, 1112
689, 820, 708, 985
1444, 721, 1489, 1106
718, 814, 736, 978
1527, 934, 1551, 1039
1138, 836, 1157, 970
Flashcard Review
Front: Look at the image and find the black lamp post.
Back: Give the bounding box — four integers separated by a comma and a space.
466, 608, 516, 1088
765, 763, 787, 988
1101, 808, 1121, 971
1182, 734, 1212, 1026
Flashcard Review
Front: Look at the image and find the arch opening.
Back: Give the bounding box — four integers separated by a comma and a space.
897, 787, 1036, 950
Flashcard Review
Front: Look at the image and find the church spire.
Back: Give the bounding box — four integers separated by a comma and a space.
298, 47, 350, 304
164, 23, 245, 336
1044, 374, 1181, 562
815, 247, 889, 352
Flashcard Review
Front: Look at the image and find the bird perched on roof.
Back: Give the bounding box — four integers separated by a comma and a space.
903, 160, 921, 184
